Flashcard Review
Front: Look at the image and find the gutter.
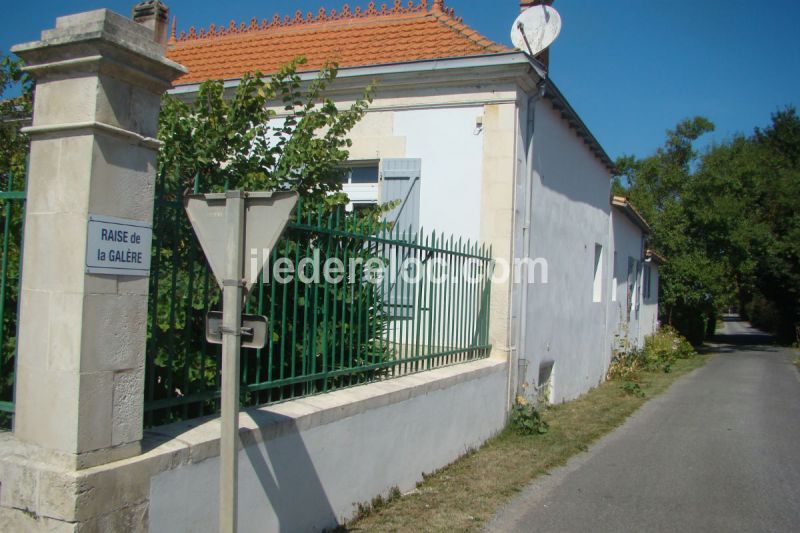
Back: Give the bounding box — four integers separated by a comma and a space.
168, 52, 543, 95
543, 79, 616, 172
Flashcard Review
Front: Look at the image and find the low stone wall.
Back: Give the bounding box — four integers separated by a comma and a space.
0, 357, 507, 531
149, 357, 507, 531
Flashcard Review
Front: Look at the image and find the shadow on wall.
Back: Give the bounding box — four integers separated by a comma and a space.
147, 411, 338, 532
242, 410, 339, 532
533, 99, 612, 213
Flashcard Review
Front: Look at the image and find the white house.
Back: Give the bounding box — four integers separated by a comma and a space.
641, 248, 664, 342
0, 5, 671, 531
608, 196, 661, 351
167, 0, 625, 404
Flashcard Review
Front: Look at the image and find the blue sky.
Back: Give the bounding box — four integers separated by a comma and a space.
3, 0, 798, 160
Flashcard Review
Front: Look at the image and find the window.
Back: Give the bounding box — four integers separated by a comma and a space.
341, 162, 379, 210
627, 257, 637, 320
538, 362, 554, 404
592, 243, 603, 303
612, 251, 618, 302
339, 160, 422, 231
341, 165, 379, 184
643, 264, 652, 300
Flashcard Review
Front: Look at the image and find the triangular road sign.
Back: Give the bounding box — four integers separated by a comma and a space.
184, 190, 298, 295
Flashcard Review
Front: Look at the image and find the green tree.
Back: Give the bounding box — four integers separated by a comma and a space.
0, 55, 32, 425
147, 58, 393, 424
617, 108, 800, 344
615, 117, 725, 343
0, 55, 32, 178
745, 108, 800, 340
157, 57, 372, 206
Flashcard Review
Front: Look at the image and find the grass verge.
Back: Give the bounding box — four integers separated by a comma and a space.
341, 355, 708, 532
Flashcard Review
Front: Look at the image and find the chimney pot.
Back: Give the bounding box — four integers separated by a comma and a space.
132, 1, 170, 46
520, 0, 554, 13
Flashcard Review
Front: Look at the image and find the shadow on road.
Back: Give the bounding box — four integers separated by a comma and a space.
705, 315, 778, 354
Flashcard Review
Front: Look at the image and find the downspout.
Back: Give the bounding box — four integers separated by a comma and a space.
513, 79, 546, 403
505, 103, 522, 412
638, 234, 646, 345
604, 198, 613, 373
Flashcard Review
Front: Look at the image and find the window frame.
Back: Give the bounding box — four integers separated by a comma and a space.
340, 160, 380, 210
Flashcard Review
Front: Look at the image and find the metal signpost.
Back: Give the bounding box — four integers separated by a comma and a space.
184, 190, 298, 533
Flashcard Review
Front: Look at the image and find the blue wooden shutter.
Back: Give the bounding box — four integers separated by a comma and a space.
380, 158, 421, 237
627, 257, 636, 321
380, 159, 421, 318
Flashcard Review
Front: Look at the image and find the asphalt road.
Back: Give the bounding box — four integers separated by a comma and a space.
485, 318, 800, 533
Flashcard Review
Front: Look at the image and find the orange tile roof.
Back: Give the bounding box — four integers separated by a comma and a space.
167, 0, 512, 86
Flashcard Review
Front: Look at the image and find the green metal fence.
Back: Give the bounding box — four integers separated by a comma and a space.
0, 172, 26, 427
145, 180, 493, 427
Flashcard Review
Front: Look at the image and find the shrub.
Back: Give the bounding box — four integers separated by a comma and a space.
620, 380, 645, 397
607, 348, 645, 381
641, 325, 695, 372
607, 326, 696, 381
509, 395, 549, 435
745, 295, 782, 334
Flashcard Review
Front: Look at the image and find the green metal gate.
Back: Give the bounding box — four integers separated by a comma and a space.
0, 172, 26, 427
144, 176, 494, 427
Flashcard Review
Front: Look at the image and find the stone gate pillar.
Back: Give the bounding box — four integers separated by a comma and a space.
10, 8, 185, 469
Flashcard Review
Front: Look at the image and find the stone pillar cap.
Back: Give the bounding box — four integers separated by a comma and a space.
12, 8, 186, 83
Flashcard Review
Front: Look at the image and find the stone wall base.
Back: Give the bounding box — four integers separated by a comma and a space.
0, 436, 156, 532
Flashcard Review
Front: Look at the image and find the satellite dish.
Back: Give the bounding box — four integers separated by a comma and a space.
510, 4, 562, 57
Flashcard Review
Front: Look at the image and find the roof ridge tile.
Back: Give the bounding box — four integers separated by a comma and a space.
167, 1, 512, 85
430, 10, 511, 54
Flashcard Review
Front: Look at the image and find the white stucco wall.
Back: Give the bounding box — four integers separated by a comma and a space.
521, 98, 613, 403
609, 210, 646, 350
393, 107, 484, 242
607, 210, 661, 350
148, 358, 507, 532
639, 262, 660, 344
345, 102, 516, 364
283, 104, 485, 246
329, 78, 623, 406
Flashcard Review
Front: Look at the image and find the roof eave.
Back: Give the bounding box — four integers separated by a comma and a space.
645, 249, 666, 265
543, 79, 616, 173
168, 51, 614, 174
169, 51, 538, 94
612, 196, 651, 234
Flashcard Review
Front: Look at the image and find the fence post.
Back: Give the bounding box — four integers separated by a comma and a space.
10, 8, 185, 469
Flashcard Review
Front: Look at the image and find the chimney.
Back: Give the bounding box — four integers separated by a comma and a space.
520, 0, 554, 11
132, 1, 170, 46
518, 0, 555, 70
